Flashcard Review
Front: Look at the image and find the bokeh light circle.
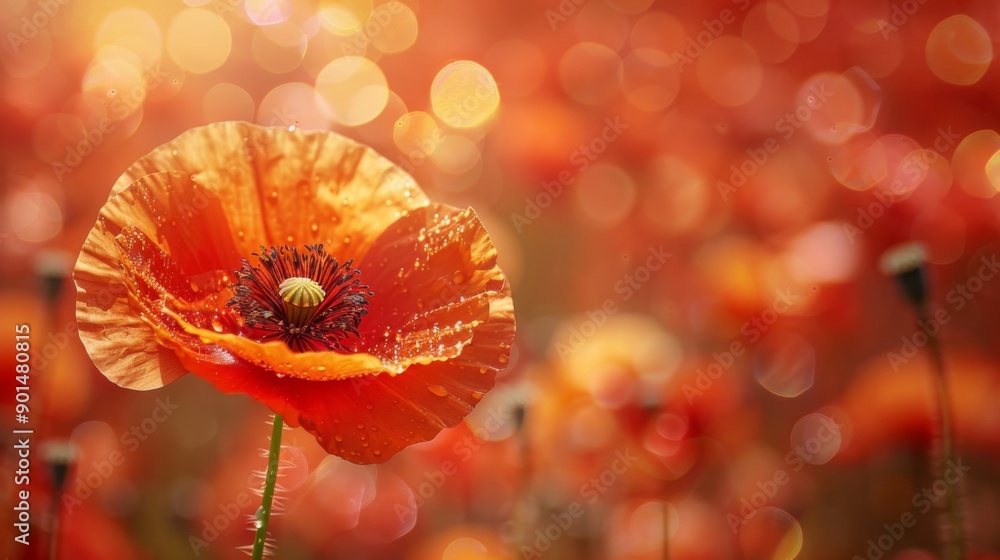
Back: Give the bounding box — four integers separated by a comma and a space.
753, 331, 816, 397
202, 83, 255, 122
431, 61, 500, 128
244, 0, 292, 26
790, 412, 842, 465
95, 8, 162, 66
442, 537, 489, 560
558, 42, 623, 106
167, 9, 232, 74
926, 15, 992, 86
952, 130, 1000, 198
573, 163, 637, 228
696, 36, 763, 106
7, 189, 63, 243
319, 0, 373, 36
739, 507, 804, 560
370, 2, 418, 54
315, 56, 388, 126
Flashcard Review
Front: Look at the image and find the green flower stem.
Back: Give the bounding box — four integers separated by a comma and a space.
252, 414, 284, 560
920, 308, 964, 560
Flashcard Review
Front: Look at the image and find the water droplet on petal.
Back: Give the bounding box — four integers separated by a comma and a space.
471, 391, 485, 400
428, 385, 449, 397
334, 434, 343, 442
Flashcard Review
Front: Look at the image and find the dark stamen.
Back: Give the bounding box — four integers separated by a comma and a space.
227, 245, 372, 352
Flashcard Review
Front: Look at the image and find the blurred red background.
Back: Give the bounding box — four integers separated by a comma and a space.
2, 0, 1000, 558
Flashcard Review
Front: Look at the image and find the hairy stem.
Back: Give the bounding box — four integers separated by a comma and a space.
251, 414, 284, 560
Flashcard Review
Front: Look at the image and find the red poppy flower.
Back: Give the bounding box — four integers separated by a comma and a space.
74, 122, 515, 464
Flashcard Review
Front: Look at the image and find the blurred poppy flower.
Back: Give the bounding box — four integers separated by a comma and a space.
74, 121, 515, 464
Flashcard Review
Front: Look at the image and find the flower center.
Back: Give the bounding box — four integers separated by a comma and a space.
227, 245, 372, 352
278, 277, 325, 330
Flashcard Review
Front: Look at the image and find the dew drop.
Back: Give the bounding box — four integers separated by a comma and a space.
356, 424, 364, 430
237, 230, 245, 238
343, 236, 351, 244
211, 316, 224, 333
471, 391, 485, 400
428, 385, 449, 397
269, 190, 278, 199
310, 223, 318, 233
373, 450, 382, 456
498, 353, 509, 364
334, 434, 344, 442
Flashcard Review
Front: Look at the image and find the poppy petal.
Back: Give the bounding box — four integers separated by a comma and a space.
168, 288, 514, 464
357, 204, 507, 364
76, 122, 432, 389
107, 121, 429, 263
75, 201, 190, 390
